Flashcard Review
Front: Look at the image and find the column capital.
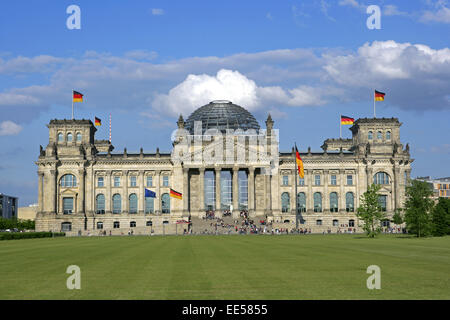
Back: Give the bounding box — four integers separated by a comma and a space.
122, 170, 129, 176
248, 166, 255, 174
78, 169, 85, 175
183, 167, 189, 174
38, 171, 44, 177
199, 167, 205, 173
232, 166, 240, 172
139, 170, 145, 175
155, 170, 161, 176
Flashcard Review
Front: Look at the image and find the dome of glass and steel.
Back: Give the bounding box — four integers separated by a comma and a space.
184, 100, 260, 134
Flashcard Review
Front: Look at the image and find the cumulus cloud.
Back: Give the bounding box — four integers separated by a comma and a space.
0, 121, 22, 136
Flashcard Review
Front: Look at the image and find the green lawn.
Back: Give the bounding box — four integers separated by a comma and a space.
0, 234, 449, 299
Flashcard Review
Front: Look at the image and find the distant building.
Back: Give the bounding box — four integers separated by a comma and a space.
416, 176, 450, 199
0, 194, 18, 219
18, 204, 38, 221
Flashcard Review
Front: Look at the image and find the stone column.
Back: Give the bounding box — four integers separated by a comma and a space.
307, 169, 313, 213
49, 169, 57, 214
139, 170, 144, 214
248, 167, 255, 214
339, 169, 345, 212
366, 166, 373, 190
38, 172, 44, 212
199, 168, 205, 216
232, 167, 239, 213
323, 170, 329, 212
106, 171, 112, 213
77, 169, 85, 213
123, 170, 128, 213
155, 170, 161, 214
183, 168, 189, 216
265, 171, 271, 214
393, 166, 400, 211
215, 168, 221, 212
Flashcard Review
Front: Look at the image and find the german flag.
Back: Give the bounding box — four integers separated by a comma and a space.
94, 117, 101, 126
170, 188, 182, 200
295, 144, 304, 179
73, 90, 83, 103
341, 115, 354, 125
374, 90, 385, 101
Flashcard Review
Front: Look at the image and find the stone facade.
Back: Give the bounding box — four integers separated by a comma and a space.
35, 105, 413, 235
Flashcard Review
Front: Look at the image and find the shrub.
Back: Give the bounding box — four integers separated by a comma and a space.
0, 232, 65, 240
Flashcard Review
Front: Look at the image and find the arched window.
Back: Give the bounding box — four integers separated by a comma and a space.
377, 131, 383, 140
60, 174, 77, 187
374, 172, 390, 185
76, 132, 82, 142
145, 197, 154, 214
297, 192, 306, 213
368, 131, 373, 140
333, 219, 339, 226
96, 194, 105, 214
161, 193, 170, 214
346, 192, 354, 212
386, 131, 391, 140
112, 194, 121, 214
57, 133, 63, 142
67, 133, 73, 142
114, 221, 120, 228
330, 192, 338, 212
61, 222, 72, 232
129, 194, 138, 213
130, 221, 136, 228
314, 192, 322, 212
281, 192, 290, 213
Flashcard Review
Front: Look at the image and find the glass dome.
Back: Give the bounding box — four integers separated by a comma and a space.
184, 100, 260, 134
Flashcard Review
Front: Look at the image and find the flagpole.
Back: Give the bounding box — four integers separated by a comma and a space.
109, 114, 112, 143
294, 143, 298, 229
340, 118, 342, 139
72, 90, 74, 120
373, 90, 376, 118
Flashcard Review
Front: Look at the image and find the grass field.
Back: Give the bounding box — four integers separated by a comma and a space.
0, 234, 449, 300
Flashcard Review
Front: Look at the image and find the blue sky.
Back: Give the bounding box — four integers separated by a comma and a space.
0, 0, 449, 205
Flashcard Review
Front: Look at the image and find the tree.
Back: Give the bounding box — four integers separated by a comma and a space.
392, 208, 403, 225
431, 198, 450, 236
404, 180, 434, 237
357, 184, 386, 237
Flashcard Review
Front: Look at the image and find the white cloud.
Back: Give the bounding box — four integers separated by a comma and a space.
0, 121, 22, 136
420, 6, 450, 23
151, 8, 164, 16
338, 0, 365, 10
383, 5, 408, 17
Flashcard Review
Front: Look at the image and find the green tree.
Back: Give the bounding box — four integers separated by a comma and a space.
357, 184, 386, 237
404, 180, 434, 237
392, 208, 403, 225
431, 197, 450, 236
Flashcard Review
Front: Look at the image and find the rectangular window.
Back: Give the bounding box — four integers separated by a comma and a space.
97, 177, 104, 187
298, 177, 305, 186
97, 222, 103, 229
349, 220, 355, 227
113, 221, 120, 229
331, 175, 337, 185
378, 195, 387, 212
63, 197, 73, 214
114, 176, 120, 187
347, 175, 353, 185
282, 176, 289, 186
315, 175, 321, 186
130, 176, 137, 187
146, 176, 153, 187
316, 220, 322, 226
163, 176, 169, 187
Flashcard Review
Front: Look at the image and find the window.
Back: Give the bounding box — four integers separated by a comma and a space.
346, 192, 354, 212
146, 176, 153, 187
374, 172, 390, 185
316, 220, 322, 226
299, 177, 305, 186
282, 176, 289, 186
97, 222, 103, 229
63, 197, 74, 214
347, 175, 353, 185
129, 194, 138, 213
67, 133, 73, 142
146, 221, 153, 227
76, 132, 82, 142
349, 220, 355, 227
163, 175, 169, 187
112, 194, 121, 214
315, 175, 321, 186
331, 175, 337, 185
60, 174, 77, 187
377, 131, 383, 140
368, 131, 373, 140
330, 192, 338, 212
281, 192, 290, 213
333, 219, 339, 227
378, 195, 387, 212
145, 197, 154, 214
314, 192, 322, 212
161, 193, 170, 213
130, 176, 137, 187
96, 194, 105, 214
386, 131, 391, 140
114, 221, 120, 229
297, 192, 306, 213
130, 221, 136, 228
114, 176, 120, 187
381, 220, 390, 227
61, 222, 72, 231
97, 177, 104, 187
57, 133, 63, 142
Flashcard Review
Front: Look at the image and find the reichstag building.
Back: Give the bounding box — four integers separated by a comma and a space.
35, 100, 413, 234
